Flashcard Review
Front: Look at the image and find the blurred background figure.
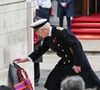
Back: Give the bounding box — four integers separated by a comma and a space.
61, 76, 85, 90
50, 0, 53, 16
33, 0, 52, 22
57, 0, 74, 30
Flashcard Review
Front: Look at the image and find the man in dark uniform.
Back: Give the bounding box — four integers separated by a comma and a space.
15, 17, 100, 90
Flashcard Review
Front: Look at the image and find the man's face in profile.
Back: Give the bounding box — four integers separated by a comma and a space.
36, 26, 49, 38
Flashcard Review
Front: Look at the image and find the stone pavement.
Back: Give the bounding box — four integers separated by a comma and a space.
35, 52, 100, 90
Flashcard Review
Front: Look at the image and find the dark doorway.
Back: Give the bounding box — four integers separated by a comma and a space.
89, 0, 95, 15
73, 0, 83, 17
97, 0, 100, 13
73, 0, 100, 16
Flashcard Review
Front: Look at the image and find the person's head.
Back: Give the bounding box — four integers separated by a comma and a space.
31, 16, 51, 38
86, 88, 97, 90
61, 76, 85, 90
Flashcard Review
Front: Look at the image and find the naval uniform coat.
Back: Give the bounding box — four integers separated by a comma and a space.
29, 26, 100, 90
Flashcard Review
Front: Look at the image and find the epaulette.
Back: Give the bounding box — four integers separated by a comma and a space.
56, 26, 64, 31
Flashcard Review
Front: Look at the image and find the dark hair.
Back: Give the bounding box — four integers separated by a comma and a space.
33, 16, 41, 22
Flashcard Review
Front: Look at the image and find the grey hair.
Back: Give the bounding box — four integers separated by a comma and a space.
41, 22, 50, 29
86, 87, 97, 90
61, 76, 85, 90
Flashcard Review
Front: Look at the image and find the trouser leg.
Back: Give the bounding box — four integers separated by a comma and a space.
66, 16, 71, 30
59, 16, 64, 27
34, 62, 40, 83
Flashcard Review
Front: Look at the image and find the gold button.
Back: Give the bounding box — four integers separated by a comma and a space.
65, 55, 67, 57
63, 62, 66, 64
68, 60, 70, 63
62, 49, 64, 52
57, 44, 60, 46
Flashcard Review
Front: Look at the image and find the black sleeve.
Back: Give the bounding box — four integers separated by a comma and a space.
28, 38, 49, 62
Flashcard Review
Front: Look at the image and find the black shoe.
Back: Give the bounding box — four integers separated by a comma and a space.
35, 82, 39, 86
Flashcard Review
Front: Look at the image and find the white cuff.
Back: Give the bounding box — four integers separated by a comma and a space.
27, 57, 33, 62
